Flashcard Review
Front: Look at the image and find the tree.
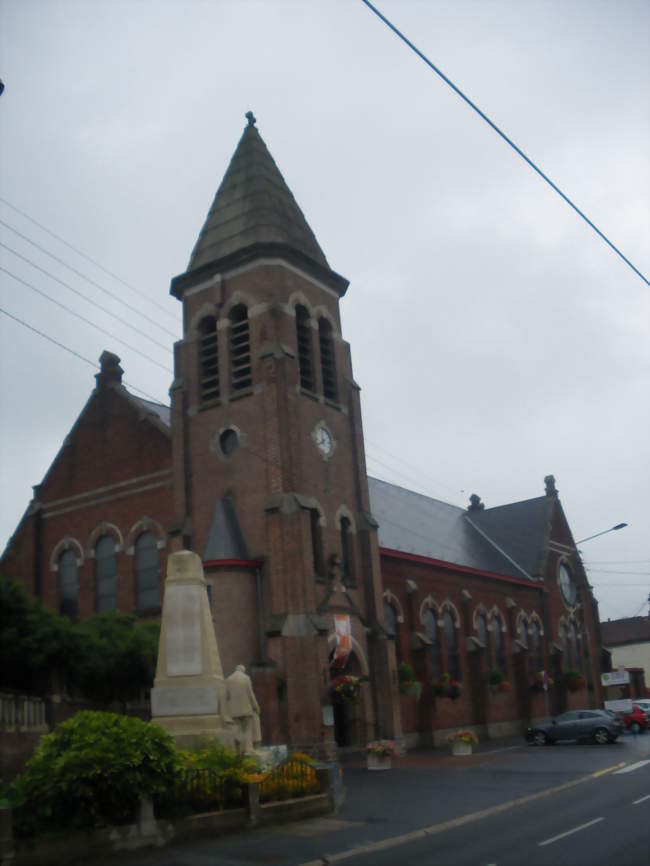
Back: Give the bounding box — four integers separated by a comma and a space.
0, 574, 160, 705
72, 613, 159, 708
0, 574, 75, 692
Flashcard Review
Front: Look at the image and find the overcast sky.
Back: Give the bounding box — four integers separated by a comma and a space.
1, 0, 648, 623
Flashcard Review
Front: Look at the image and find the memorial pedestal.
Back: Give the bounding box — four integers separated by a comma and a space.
150, 550, 235, 749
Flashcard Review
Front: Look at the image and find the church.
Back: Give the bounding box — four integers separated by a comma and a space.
1, 114, 605, 754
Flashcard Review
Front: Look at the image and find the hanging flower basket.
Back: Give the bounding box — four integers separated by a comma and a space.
434, 673, 463, 700
330, 674, 361, 703
488, 669, 511, 694
565, 670, 586, 692
531, 671, 554, 692
397, 663, 423, 700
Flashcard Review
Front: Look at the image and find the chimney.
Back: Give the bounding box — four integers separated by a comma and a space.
468, 494, 484, 512
544, 475, 558, 497
95, 351, 123, 389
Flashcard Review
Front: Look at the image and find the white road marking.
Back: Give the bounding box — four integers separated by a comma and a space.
632, 794, 650, 805
538, 817, 604, 847
613, 760, 650, 775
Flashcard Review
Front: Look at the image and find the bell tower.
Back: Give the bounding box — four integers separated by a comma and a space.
169, 113, 401, 753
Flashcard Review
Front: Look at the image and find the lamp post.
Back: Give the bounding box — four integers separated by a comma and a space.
574, 522, 628, 704
575, 523, 628, 545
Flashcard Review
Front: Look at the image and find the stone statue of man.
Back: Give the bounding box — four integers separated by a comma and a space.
226, 664, 261, 753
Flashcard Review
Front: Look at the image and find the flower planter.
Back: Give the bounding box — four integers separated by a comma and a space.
451, 740, 472, 756
367, 753, 392, 770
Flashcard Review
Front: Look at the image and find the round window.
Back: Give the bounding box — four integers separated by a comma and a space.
219, 428, 239, 457
559, 562, 576, 607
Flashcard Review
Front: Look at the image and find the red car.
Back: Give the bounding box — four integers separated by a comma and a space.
621, 705, 648, 734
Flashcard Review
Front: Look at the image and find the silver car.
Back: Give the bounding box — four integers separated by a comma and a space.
526, 709, 623, 745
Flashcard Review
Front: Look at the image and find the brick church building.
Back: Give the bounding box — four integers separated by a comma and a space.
1, 114, 605, 753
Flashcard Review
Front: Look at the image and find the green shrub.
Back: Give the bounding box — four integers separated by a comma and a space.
487, 668, 505, 687
156, 744, 258, 817
11, 711, 177, 834
71, 613, 160, 707
397, 662, 416, 684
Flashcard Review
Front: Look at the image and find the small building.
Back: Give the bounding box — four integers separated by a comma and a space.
601, 617, 650, 697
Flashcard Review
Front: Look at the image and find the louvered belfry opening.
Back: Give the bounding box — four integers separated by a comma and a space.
318, 318, 337, 401
198, 316, 220, 404
296, 305, 315, 391
229, 304, 252, 392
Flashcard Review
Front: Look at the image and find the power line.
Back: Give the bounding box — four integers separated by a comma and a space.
585, 569, 650, 576
0, 244, 173, 352
1, 268, 173, 374
365, 451, 464, 508
589, 582, 649, 587
365, 437, 467, 500
360, 0, 649, 287
0, 307, 168, 404
0, 197, 179, 322
0, 230, 178, 339
584, 559, 650, 565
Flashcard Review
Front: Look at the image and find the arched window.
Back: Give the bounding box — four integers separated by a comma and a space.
477, 612, 490, 671
568, 622, 579, 671
295, 305, 314, 391
340, 516, 354, 582
198, 316, 220, 404
229, 304, 252, 392
58, 549, 78, 620
560, 623, 570, 669
95, 535, 117, 613
424, 609, 443, 680
493, 617, 506, 674
318, 318, 337, 401
531, 619, 543, 674
309, 509, 323, 578
444, 610, 460, 681
134, 531, 160, 610
518, 617, 528, 648
384, 602, 402, 664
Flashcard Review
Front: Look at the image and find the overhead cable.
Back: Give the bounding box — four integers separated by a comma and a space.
360, 0, 649, 287
1, 267, 173, 374
0, 307, 168, 404
0, 243, 172, 352
0, 223, 178, 338
0, 196, 179, 322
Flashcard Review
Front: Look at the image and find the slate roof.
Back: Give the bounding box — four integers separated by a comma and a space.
203, 496, 251, 561
133, 396, 171, 428
368, 477, 551, 581
600, 617, 650, 647
187, 114, 329, 273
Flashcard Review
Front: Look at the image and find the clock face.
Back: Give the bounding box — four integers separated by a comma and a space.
559, 563, 576, 607
313, 424, 333, 457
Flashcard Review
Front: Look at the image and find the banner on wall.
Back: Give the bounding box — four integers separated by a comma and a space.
331, 614, 351, 669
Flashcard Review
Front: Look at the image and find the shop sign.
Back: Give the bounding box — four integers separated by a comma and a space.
601, 670, 630, 687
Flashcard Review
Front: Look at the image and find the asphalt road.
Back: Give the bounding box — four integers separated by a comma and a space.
94, 733, 650, 866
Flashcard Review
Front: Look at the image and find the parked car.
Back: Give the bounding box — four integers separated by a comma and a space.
621, 705, 648, 734
632, 699, 650, 720
526, 709, 623, 745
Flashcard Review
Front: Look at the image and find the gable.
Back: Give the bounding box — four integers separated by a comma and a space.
37, 384, 172, 503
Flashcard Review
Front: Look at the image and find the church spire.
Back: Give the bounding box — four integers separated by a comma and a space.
186, 111, 329, 273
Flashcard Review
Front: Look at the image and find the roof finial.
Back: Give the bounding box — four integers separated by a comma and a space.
245, 110, 256, 127
544, 475, 557, 497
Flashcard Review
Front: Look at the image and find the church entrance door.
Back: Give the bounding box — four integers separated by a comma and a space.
330, 652, 365, 748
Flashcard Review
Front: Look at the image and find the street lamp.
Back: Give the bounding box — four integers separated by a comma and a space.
575, 523, 628, 545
